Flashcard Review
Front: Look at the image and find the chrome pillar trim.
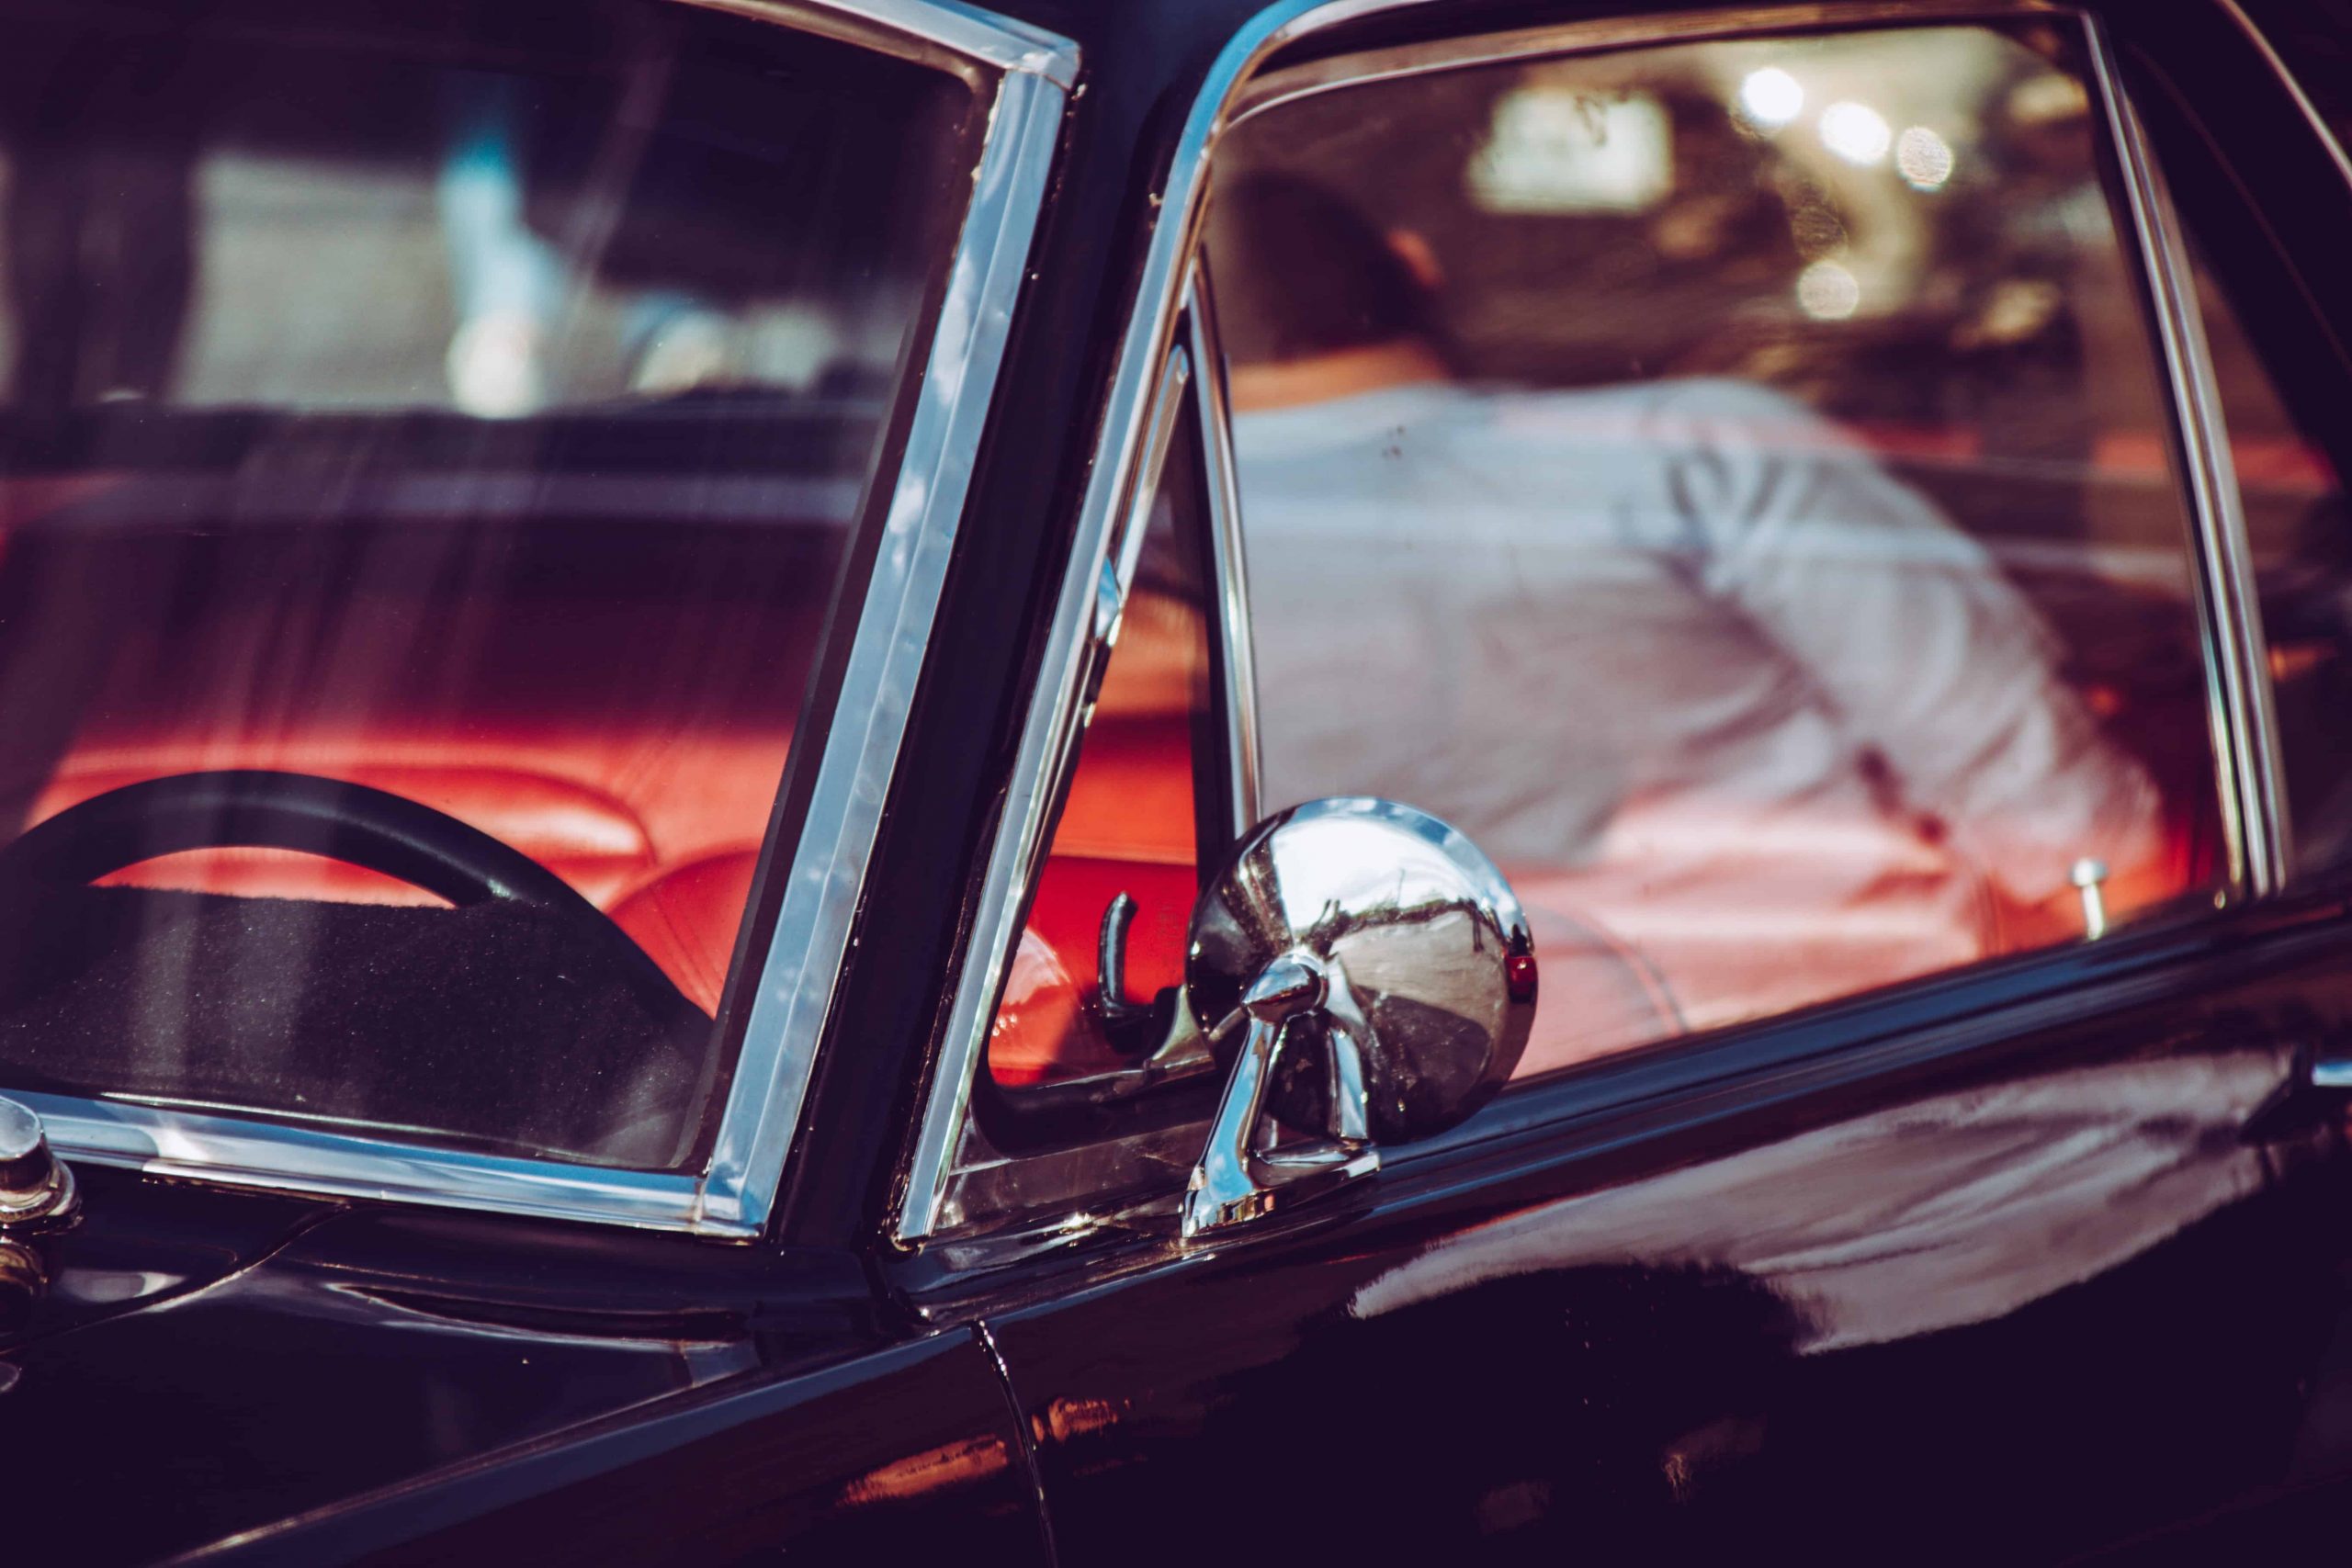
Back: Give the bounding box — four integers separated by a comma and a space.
2090, 17, 2290, 895
6, 0, 1073, 1240
1187, 266, 1263, 839
17, 1092, 707, 1230
2214, 0, 2352, 192
1103, 349, 1198, 646
896, 0, 1408, 1247
698, 15, 1073, 1235
896, 340, 1196, 1244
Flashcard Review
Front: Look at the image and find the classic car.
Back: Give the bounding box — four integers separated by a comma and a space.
3, 0, 2352, 1559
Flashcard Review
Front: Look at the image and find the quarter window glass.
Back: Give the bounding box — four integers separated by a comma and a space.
0, 0, 978, 1167
1209, 25, 2225, 1079
988, 403, 1218, 1094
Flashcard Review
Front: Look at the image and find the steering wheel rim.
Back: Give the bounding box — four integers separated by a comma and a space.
0, 769, 703, 1026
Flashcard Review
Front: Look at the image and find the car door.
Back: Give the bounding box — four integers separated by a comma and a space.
888, 2, 2352, 1562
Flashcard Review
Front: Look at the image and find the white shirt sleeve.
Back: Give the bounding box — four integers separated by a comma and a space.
1640, 379, 2167, 904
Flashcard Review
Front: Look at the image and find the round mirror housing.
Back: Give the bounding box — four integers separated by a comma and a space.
1185, 797, 1535, 1146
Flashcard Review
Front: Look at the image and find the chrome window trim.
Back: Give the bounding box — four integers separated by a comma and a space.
1187, 264, 1264, 840
895, 0, 2285, 1246
16, 1091, 708, 1230
23, 0, 1076, 1240
2091, 15, 2290, 892
700, 8, 1074, 1236
897, 0, 1399, 1247
910, 342, 1196, 1237
2215, 0, 2352, 191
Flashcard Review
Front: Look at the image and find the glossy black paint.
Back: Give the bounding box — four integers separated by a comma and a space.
890, 3, 2352, 1564
188, 1328, 1046, 1565
1, 1171, 1042, 1563
965, 895, 2352, 1562
0, 1, 2348, 1562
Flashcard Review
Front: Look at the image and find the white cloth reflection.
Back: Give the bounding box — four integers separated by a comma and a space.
1237, 377, 2165, 1060
1351, 1049, 2290, 1352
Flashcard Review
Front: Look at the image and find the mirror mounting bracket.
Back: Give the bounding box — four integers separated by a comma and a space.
1180, 950, 1378, 1240
1173, 797, 1536, 1243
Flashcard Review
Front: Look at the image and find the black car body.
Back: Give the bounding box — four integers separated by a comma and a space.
4, 0, 2352, 1561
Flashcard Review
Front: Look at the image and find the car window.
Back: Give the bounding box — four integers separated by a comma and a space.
986, 393, 1221, 1099
0, 0, 978, 1168
1205, 22, 2229, 1081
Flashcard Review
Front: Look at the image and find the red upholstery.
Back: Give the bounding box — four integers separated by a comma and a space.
609, 851, 759, 1014
7, 521, 812, 1011
28, 732, 789, 1010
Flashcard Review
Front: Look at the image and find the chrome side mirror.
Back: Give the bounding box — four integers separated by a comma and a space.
1180, 797, 1535, 1238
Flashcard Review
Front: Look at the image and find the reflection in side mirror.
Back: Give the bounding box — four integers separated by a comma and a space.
1180, 797, 1535, 1238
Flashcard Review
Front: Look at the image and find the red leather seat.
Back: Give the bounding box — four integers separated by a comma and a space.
28, 731, 790, 1012
608, 851, 759, 1015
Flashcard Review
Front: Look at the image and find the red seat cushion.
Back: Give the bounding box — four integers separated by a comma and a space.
609, 851, 760, 1015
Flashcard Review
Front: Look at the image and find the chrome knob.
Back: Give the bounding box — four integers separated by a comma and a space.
2069, 857, 2110, 942
0, 1097, 74, 1229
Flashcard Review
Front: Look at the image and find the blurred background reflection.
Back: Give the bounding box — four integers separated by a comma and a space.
1204, 24, 2242, 1077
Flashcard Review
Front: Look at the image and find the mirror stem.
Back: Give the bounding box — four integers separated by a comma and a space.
1328, 1020, 1371, 1144
1182, 1012, 1282, 1238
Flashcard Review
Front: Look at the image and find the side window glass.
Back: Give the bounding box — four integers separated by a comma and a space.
0, 0, 980, 1168
1207, 24, 2226, 1080
987, 402, 1220, 1092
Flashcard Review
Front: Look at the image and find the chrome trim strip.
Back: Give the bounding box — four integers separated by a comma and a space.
1187, 265, 1263, 838
685, 0, 1078, 85
703, 39, 1072, 1237
2214, 0, 2352, 191
2090, 17, 2287, 893
897, 344, 1196, 1237
897, 0, 1375, 1247
19, 1092, 707, 1230
18, 0, 1074, 1240
894, 0, 2197, 1246
1104, 349, 1199, 644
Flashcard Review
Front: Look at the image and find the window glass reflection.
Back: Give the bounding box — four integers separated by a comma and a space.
0, 0, 977, 1167
1211, 25, 2225, 1077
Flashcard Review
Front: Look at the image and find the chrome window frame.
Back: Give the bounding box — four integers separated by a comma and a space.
13, 0, 1077, 1241
2089, 16, 2290, 892
896, 0, 2294, 1247
1190, 264, 1265, 840
2216, 0, 2352, 191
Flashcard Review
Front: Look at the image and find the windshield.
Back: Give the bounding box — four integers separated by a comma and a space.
0, 0, 978, 1168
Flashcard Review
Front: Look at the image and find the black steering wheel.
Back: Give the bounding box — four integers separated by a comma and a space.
0, 769, 703, 1027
